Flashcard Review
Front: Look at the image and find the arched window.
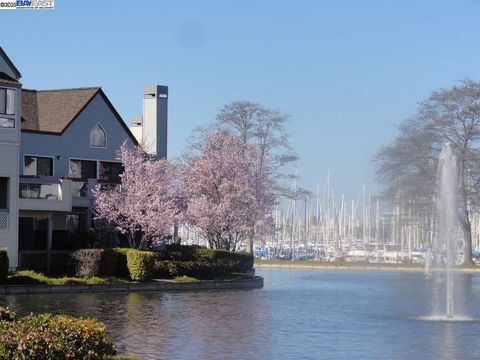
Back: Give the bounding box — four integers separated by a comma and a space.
90, 123, 107, 148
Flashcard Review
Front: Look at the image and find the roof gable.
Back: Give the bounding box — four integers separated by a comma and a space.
21, 87, 138, 145
22, 87, 99, 133
0, 47, 21, 80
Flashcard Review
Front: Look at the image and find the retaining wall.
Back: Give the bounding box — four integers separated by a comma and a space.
0, 277, 264, 295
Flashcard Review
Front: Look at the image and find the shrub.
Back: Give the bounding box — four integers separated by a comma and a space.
153, 258, 171, 278
153, 246, 254, 279
0, 248, 8, 283
156, 244, 200, 261
68, 248, 154, 281
100, 249, 128, 278
125, 249, 155, 281
155, 259, 235, 280
0, 313, 116, 359
0, 306, 16, 322
195, 248, 254, 273
71, 249, 103, 278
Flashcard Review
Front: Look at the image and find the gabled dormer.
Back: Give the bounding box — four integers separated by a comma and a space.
0, 47, 22, 144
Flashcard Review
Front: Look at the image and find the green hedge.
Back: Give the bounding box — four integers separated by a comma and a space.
155, 244, 201, 261
125, 249, 155, 281
0, 249, 8, 283
194, 248, 253, 272
100, 249, 129, 278
20, 245, 252, 282
154, 246, 254, 280
70, 248, 154, 281
0, 307, 116, 359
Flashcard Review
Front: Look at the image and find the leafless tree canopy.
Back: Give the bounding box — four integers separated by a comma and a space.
374, 80, 480, 263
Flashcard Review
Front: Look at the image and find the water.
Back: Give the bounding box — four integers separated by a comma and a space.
2, 268, 480, 360
435, 143, 459, 318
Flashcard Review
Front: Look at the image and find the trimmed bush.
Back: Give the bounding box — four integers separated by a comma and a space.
71, 249, 103, 278
125, 249, 155, 281
154, 259, 246, 280
0, 248, 8, 283
0, 312, 116, 359
100, 248, 128, 278
153, 246, 254, 280
68, 248, 154, 281
194, 248, 253, 273
156, 244, 200, 261
195, 248, 254, 271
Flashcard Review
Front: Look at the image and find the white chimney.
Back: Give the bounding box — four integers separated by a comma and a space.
129, 85, 168, 159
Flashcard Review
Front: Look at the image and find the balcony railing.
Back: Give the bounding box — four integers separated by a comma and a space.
71, 179, 121, 198
71, 181, 88, 198
18, 177, 72, 212
19, 183, 61, 200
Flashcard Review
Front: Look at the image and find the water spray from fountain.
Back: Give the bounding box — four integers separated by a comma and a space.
434, 142, 459, 319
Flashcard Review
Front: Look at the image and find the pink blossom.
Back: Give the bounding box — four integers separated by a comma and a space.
93, 144, 184, 249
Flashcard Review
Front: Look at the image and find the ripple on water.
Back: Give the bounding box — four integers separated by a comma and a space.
415, 315, 479, 322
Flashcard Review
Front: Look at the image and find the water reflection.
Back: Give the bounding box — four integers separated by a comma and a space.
1, 270, 480, 360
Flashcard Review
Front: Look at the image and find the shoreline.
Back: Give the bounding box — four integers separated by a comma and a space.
0, 277, 264, 295
255, 261, 480, 273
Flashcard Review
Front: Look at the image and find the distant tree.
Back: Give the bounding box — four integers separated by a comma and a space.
184, 132, 272, 251
375, 80, 480, 264
93, 144, 183, 249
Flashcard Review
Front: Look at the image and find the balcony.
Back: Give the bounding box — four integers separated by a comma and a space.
19, 177, 72, 212
71, 179, 121, 207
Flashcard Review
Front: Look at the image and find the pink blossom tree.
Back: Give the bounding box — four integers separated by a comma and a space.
185, 132, 273, 250
93, 144, 184, 249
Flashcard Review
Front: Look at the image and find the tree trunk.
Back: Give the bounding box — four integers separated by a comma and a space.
460, 217, 473, 265
459, 165, 473, 265
246, 232, 254, 254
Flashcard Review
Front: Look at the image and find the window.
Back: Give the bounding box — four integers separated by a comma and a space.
66, 212, 87, 233
0, 88, 15, 128
69, 159, 97, 179
24, 156, 53, 176
0, 177, 8, 209
89, 123, 106, 148
0, 88, 15, 115
99, 161, 123, 183
0, 118, 14, 128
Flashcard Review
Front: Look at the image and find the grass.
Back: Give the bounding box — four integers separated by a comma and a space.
5, 270, 128, 286
173, 275, 199, 283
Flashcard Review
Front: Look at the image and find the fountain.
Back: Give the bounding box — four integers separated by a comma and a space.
420, 142, 467, 321
435, 142, 458, 318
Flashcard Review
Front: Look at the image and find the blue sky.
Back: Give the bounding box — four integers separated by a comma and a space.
2, 0, 480, 199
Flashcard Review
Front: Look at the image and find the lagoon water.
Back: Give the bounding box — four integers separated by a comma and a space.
2, 268, 480, 359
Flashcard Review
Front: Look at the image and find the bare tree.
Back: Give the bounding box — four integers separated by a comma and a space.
375, 80, 480, 264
